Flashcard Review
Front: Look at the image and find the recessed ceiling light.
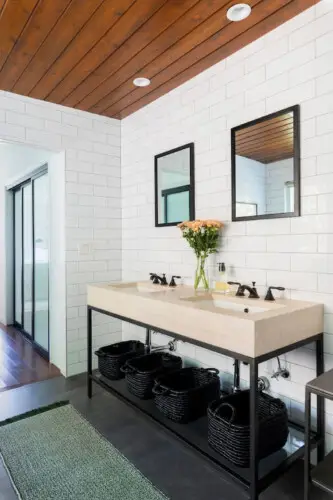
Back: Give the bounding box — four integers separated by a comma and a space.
227, 3, 251, 22
133, 77, 151, 87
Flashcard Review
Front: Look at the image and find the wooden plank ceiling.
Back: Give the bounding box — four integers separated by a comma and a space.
0, 0, 319, 120
235, 113, 294, 163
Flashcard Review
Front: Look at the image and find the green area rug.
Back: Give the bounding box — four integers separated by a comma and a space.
0, 402, 167, 500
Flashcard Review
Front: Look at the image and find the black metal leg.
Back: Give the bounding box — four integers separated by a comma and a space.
304, 389, 311, 500
233, 359, 240, 392
249, 359, 259, 500
316, 334, 325, 461
145, 328, 151, 353
87, 306, 92, 399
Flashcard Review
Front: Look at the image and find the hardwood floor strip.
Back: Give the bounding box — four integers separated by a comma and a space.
0, 0, 71, 90
0, 325, 60, 393
29, 0, 136, 100
12, 0, 104, 96
111, 0, 318, 119
49, 0, 168, 106
67, 0, 202, 111
0, 0, 39, 72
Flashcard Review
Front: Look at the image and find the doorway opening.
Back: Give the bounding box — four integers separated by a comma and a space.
12, 166, 49, 359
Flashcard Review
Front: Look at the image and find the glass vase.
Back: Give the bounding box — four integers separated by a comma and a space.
194, 255, 209, 291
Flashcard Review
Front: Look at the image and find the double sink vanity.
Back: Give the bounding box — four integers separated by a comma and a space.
87, 280, 324, 500
86, 106, 320, 500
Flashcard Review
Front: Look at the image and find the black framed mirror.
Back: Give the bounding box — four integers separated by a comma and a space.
231, 105, 300, 221
154, 143, 195, 227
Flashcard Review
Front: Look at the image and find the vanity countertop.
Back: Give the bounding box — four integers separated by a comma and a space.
87, 282, 323, 358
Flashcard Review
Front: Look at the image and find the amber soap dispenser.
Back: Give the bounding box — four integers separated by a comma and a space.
215, 263, 229, 293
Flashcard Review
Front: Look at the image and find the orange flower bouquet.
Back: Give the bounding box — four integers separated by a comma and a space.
178, 220, 223, 290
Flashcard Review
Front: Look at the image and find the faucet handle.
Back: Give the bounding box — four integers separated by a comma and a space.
169, 275, 181, 287
227, 281, 244, 297
265, 286, 285, 301
150, 273, 159, 285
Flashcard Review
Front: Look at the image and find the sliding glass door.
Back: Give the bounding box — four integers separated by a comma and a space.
33, 173, 49, 352
23, 183, 33, 335
13, 168, 49, 357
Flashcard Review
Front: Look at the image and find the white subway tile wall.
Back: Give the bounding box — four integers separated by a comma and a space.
0, 90, 121, 376
121, 4, 333, 447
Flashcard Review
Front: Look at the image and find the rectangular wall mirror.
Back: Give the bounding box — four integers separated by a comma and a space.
231, 105, 300, 221
155, 143, 195, 227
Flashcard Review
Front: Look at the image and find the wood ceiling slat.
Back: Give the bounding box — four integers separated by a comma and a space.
48, 0, 168, 106
0, 0, 39, 72
13, 0, 105, 96
236, 125, 294, 146
251, 154, 293, 163
29, 0, 136, 100
0, 0, 71, 90
76, 0, 231, 112
235, 115, 293, 137
237, 138, 294, 157
252, 151, 294, 163
90, 0, 262, 115
236, 130, 293, 147
104, 0, 290, 118
243, 144, 294, 158
240, 143, 294, 157
0, 0, 320, 118
112, 0, 317, 119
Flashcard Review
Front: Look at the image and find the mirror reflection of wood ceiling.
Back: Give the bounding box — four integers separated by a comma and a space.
235, 113, 294, 164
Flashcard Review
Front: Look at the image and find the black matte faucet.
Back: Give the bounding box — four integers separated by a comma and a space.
265, 286, 285, 301
240, 283, 260, 299
228, 281, 259, 299
149, 273, 168, 285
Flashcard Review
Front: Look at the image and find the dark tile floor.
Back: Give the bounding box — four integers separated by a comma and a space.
0, 375, 330, 500
0, 324, 60, 392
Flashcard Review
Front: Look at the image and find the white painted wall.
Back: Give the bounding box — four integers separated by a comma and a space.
121, 2, 333, 448
0, 91, 122, 376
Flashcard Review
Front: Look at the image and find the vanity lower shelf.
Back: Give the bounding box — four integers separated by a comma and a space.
90, 371, 319, 494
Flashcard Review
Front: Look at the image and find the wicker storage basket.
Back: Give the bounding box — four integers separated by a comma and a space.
208, 390, 289, 467
153, 367, 220, 423
95, 340, 145, 381
121, 352, 182, 399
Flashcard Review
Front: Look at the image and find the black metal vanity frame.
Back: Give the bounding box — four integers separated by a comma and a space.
87, 305, 324, 500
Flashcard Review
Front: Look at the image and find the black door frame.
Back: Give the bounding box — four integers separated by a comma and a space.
12, 165, 49, 360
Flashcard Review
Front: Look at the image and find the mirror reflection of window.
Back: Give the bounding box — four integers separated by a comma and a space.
155, 143, 194, 226
284, 181, 295, 213
232, 106, 299, 220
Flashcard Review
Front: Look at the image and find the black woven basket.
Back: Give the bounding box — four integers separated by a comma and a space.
208, 390, 289, 467
153, 367, 221, 423
95, 340, 145, 381
121, 352, 182, 399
